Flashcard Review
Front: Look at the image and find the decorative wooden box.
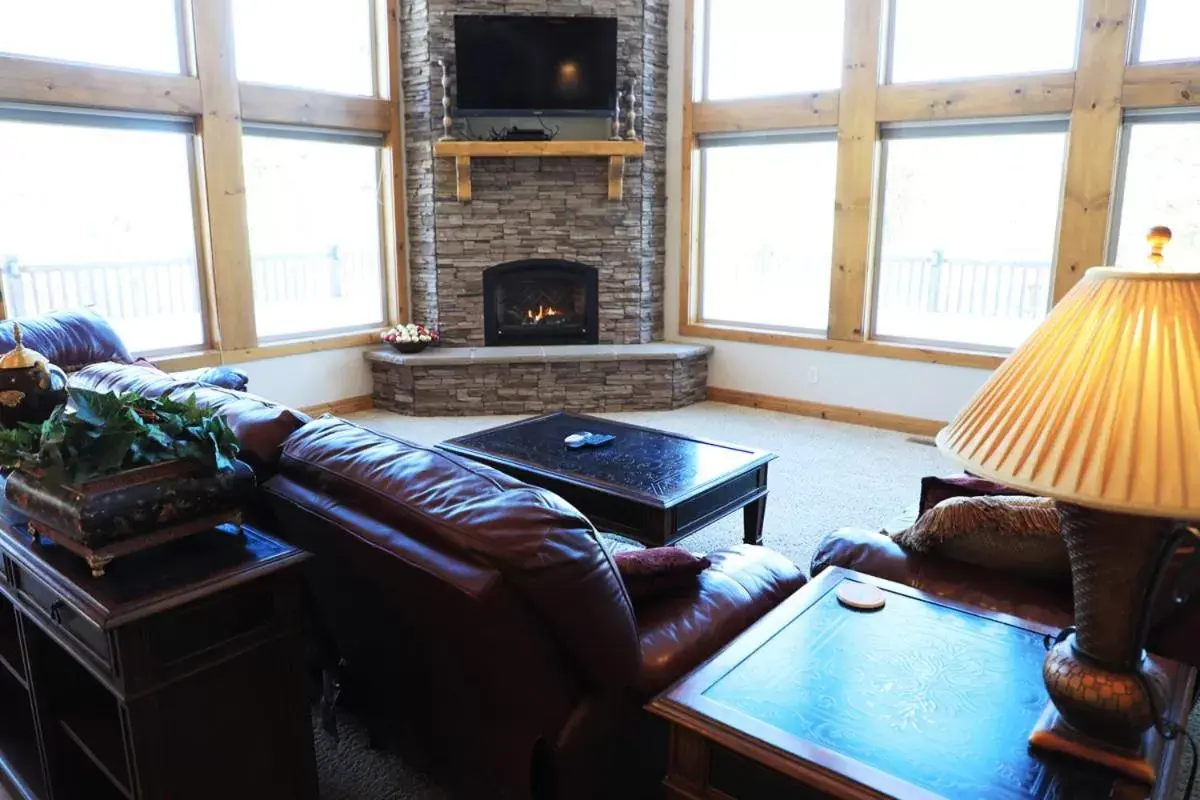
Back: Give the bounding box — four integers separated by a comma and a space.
5, 459, 256, 576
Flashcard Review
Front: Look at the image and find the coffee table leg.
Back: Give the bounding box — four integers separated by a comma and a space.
743, 497, 766, 545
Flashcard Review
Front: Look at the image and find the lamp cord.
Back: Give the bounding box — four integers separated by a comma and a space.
1134, 667, 1198, 800
1046, 626, 1198, 797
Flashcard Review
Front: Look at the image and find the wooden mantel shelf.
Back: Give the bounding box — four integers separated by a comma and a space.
433, 139, 646, 202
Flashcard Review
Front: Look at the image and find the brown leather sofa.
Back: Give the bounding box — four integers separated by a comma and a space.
262, 416, 805, 799
812, 475, 1200, 671
44, 318, 807, 798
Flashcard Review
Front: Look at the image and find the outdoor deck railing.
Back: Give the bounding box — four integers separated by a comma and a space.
876, 252, 1052, 321
0, 249, 380, 323
3, 250, 1052, 334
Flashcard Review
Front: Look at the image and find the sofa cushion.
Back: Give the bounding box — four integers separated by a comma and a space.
920, 474, 1031, 515
69, 362, 182, 399
0, 309, 132, 371
69, 363, 309, 474
614, 547, 711, 604
131, 357, 250, 392
635, 545, 805, 696
894, 495, 1069, 581
274, 415, 641, 692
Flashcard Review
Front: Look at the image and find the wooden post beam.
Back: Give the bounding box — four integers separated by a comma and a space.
827, 0, 882, 341
1053, 0, 1134, 302
192, 0, 258, 351
382, 0, 407, 325
678, 0, 699, 329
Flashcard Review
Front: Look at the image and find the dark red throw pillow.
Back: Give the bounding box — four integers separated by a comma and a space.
919, 474, 1032, 515
613, 547, 711, 603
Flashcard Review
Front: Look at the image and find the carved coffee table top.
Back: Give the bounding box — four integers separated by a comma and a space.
648, 568, 1195, 800
439, 411, 774, 507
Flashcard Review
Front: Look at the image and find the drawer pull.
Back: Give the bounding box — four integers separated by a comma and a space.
49, 600, 65, 625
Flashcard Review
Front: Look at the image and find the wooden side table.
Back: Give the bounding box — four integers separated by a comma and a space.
0, 505, 317, 800
648, 568, 1197, 800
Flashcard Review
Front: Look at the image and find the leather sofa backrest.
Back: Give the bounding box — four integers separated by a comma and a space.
67, 362, 182, 398
69, 363, 309, 475
262, 473, 584, 770
273, 415, 641, 692
0, 309, 133, 371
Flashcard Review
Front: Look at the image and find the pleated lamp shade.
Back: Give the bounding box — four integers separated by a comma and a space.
936, 267, 1200, 518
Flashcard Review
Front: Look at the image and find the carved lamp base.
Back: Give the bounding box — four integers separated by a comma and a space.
1027, 504, 1178, 783
1030, 702, 1163, 784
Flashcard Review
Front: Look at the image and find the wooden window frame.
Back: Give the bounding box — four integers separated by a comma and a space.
680, 0, 1200, 370
0, 0, 408, 365
693, 129, 839, 336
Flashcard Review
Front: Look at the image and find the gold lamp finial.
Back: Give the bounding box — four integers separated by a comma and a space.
1147, 225, 1172, 267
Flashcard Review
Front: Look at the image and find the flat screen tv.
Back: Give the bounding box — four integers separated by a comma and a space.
453, 15, 618, 117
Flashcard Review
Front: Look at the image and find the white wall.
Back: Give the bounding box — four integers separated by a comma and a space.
234, 346, 373, 409
662, 0, 993, 422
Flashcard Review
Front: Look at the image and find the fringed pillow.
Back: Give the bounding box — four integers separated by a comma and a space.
892, 495, 1069, 581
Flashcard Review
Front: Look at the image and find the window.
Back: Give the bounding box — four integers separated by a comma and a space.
1112, 118, 1200, 271
698, 135, 838, 332
702, 0, 845, 100
888, 0, 1080, 83
1134, 0, 1200, 63
232, 0, 377, 96
0, 0, 182, 73
0, 115, 205, 354
242, 132, 386, 340
872, 125, 1068, 350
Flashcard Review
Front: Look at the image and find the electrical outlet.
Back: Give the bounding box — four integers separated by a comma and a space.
807, 366, 819, 384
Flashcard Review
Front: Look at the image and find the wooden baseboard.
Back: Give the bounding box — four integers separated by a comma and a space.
299, 395, 374, 417
706, 387, 945, 437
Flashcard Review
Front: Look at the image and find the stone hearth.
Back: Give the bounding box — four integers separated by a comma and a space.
368, 344, 710, 416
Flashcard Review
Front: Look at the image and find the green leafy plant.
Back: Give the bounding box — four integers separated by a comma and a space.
0, 387, 240, 485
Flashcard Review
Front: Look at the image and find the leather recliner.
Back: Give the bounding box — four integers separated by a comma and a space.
812, 475, 1200, 671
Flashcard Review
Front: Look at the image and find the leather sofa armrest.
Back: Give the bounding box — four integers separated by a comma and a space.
812, 528, 1073, 629
811, 526, 918, 586
171, 366, 249, 391
634, 545, 805, 696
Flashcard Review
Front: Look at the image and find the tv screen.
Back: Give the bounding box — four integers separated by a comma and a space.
453, 15, 618, 117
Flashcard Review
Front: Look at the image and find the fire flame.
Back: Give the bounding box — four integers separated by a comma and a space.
526, 305, 563, 323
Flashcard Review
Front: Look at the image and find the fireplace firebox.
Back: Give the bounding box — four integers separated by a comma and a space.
483, 259, 599, 347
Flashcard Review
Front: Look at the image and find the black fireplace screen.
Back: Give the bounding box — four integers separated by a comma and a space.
483, 259, 599, 346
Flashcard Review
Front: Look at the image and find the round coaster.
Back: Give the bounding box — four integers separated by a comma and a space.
837, 583, 887, 611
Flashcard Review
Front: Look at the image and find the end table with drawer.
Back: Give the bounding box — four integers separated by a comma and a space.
649, 567, 1196, 800
0, 502, 317, 800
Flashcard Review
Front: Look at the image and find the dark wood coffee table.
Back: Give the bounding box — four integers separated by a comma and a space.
438, 412, 775, 547
648, 568, 1196, 800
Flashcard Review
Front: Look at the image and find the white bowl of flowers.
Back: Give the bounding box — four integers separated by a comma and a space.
382, 323, 439, 354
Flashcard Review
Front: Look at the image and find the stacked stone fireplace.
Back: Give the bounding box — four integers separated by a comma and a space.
368, 0, 711, 415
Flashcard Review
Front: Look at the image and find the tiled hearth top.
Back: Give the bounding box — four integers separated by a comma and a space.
366, 343, 712, 367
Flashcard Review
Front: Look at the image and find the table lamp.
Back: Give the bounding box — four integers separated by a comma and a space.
936, 227, 1200, 782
